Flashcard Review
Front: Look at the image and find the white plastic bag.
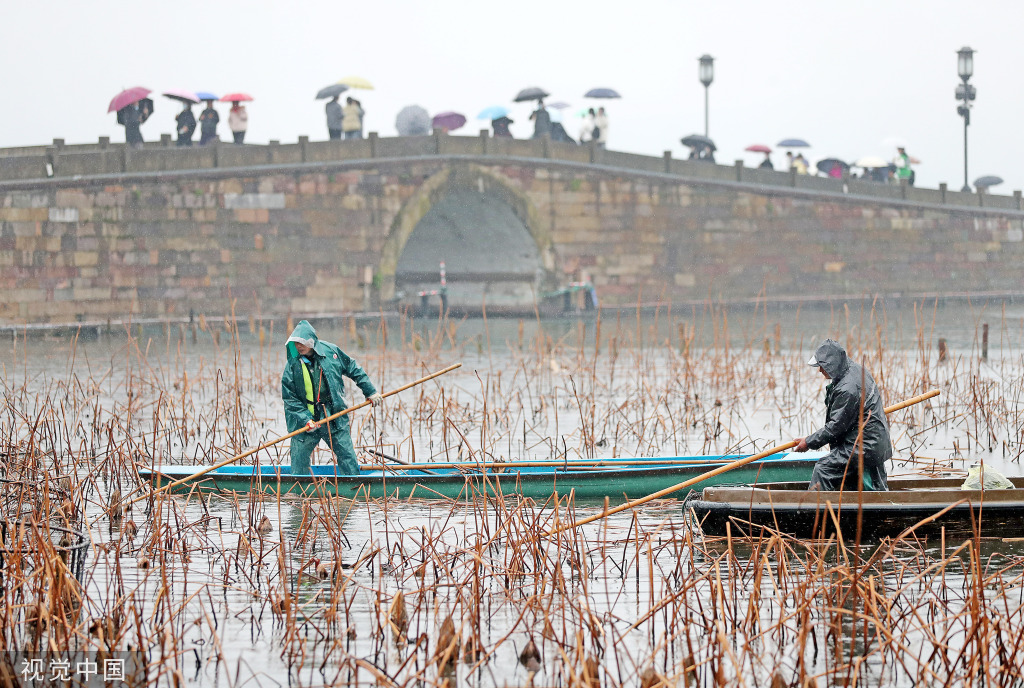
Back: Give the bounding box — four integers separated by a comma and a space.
961, 464, 1015, 490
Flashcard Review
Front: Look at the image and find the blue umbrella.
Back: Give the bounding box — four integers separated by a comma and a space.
195, 91, 219, 101
584, 88, 621, 99
477, 105, 511, 120
777, 138, 811, 148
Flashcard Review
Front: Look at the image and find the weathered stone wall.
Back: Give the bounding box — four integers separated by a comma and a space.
1, 148, 1022, 324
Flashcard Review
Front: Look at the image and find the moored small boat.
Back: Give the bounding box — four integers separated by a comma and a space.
138, 454, 817, 502
688, 476, 1024, 540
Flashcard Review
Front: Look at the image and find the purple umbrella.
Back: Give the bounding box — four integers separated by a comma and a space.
108, 86, 151, 113
432, 111, 467, 132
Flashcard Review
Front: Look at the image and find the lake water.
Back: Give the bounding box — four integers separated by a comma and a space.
2, 300, 1023, 686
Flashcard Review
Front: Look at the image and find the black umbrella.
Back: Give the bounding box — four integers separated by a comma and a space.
681, 134, 716, 151
815, 158, 849, 175
514, 87, 550, 102
974, 175, 1003, 189
316, 84, 349, 100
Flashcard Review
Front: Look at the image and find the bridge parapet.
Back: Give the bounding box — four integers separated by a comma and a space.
1, 133, 1021, 212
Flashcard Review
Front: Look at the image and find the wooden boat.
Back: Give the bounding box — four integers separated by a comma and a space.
688, 476, 1024, 540
137, 454, 817, 502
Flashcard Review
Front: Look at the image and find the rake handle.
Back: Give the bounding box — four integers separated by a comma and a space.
130, 363, 462, 505
546, 388, 941, 535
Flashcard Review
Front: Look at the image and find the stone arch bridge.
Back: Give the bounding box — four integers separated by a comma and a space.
1, 133, 1023, 323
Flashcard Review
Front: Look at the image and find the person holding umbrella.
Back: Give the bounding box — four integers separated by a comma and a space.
529, 99, 551, 139
198, 100, 219, 145
119, 102, 144, 148
176, 103, 196, 146
342, 97, 364, 139
228, 101, 248, 144
326, 95, 343, 140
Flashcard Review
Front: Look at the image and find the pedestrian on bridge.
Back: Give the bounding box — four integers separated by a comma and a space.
894, 146, 914, 185
198, 100, 219, 145
326, 95, 343, 140
282, 321, 383, 475
595, 107, 609, 148
175, 103, 196, 146
342, 97, 364, 139
228, 102, 248, 144
118, 103, 144, 148
580, 109, 596, 143
491, 115, 513, 138
530, 100, 551, 139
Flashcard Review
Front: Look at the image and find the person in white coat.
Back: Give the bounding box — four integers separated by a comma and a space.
594, 107, 609, 148
579, 108, 596, 143
228, 102, 248, 144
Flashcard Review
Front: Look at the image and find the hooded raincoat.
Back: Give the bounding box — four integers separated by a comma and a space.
805, 339, 892, 491
281, 321, 377, 474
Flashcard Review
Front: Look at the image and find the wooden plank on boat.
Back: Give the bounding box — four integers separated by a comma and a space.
688, 477, 1024, 539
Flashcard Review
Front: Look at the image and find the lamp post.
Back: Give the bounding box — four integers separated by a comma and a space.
698, 54, 714, 137
955, 46, 976, 192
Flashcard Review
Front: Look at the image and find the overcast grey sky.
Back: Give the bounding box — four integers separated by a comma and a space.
3, 0, 1021, 192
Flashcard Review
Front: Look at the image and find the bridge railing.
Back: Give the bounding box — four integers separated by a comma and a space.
0, 132, 1020, 211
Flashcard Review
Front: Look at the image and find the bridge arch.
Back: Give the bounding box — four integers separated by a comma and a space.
377, 163, 556, 306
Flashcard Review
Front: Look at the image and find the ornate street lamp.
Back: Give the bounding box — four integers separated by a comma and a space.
955, 46, 976, 192
698, 54, 714, 137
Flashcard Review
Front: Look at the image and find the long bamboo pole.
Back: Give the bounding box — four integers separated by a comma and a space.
132, 363, 462, 505
545, 388, 941, 536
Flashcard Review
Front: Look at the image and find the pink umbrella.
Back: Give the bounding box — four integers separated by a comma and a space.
219, 93, 253, 102
108, 86, 151, 113
745, 144, 772, 153
162, 89, 200, 104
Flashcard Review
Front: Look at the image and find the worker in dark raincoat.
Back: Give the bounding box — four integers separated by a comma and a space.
282, 321, 382, 474
792, 339, 892, 491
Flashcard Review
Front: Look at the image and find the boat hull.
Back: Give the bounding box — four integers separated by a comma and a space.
138, 455, 817, 502
688, 477, 1024, 539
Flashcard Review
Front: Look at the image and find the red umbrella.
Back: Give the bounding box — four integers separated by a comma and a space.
219, 93, 253, 102
745, 144, 772, 153
108, 86, 151, 113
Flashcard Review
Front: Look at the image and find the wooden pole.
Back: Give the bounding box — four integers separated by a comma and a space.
545, 389, 941, 536
131, 363, 462, 505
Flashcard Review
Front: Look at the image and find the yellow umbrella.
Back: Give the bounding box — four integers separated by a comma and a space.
337, 76, 374, 90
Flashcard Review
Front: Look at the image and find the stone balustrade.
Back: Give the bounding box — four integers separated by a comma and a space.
1, 133, 1020, 213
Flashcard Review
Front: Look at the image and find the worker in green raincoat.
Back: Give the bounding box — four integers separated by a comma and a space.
282, 321, 382, 474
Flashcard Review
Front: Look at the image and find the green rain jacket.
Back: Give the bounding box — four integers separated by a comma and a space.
281, 321, 377, 433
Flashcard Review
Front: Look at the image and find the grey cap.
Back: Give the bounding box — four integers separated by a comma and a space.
287, 335, 315, 348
